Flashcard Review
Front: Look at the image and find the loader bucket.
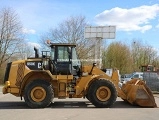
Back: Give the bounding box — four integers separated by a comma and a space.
121, 79, 157, 107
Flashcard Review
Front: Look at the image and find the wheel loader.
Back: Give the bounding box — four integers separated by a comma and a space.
2, 41, 157, 108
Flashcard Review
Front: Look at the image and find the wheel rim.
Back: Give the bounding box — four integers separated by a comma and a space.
31, 87, 46, 102
96, 86, 111, 101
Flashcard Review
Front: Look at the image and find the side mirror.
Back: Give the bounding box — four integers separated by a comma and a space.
93, 63, 97, 66
89, 63, 97, 75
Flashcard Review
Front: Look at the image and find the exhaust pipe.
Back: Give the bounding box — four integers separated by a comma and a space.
34, 47, 39, 58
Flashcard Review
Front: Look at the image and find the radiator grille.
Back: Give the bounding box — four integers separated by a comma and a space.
16, 63, 25, 86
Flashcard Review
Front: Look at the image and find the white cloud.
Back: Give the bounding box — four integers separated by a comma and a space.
156, 24, 159, 28
27, 42, 41, 48
22, 28, 36, 34
95, 4, 159, 33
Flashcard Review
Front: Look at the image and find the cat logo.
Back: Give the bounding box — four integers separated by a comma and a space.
38, 63, 42, 68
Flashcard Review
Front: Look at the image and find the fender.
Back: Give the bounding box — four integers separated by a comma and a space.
19, 70, 53, 95
75, 74, 104, 95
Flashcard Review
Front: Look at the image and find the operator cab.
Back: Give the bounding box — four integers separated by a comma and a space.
49, 43, 81, 76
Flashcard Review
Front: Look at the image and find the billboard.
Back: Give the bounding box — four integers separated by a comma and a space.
84, 26, 116, 39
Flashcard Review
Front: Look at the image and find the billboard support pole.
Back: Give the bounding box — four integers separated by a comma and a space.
84, 26, 116, 68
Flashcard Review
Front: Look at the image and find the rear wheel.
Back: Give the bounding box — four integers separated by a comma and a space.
87, 79, 117, 108
24, 79, 54, 108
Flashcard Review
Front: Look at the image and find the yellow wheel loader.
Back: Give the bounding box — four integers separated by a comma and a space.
2, 42, 157, 108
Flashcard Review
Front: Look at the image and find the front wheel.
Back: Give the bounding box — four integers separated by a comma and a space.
24, 79, 54, 108
87, 79, 117, 108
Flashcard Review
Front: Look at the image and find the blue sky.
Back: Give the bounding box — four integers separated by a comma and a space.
1, 0, 159, 51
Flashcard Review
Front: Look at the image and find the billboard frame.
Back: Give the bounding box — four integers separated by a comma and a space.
84, 26, 116, 39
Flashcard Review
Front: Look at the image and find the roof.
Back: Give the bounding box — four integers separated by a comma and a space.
49, 43, 76, 47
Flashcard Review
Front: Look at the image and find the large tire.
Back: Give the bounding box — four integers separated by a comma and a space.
87, 79, 117, 108
24, 79, 54, 108
86, 80, 95, 101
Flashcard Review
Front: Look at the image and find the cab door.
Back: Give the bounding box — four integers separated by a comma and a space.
55, 46, 72, 75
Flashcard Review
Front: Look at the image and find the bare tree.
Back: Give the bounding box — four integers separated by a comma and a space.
0, 8, 24, 67
14, 42, 35, 60
131, 40, 158, 71
40, 15, 95, 61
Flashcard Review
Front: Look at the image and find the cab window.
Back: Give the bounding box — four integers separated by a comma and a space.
58, 46, 69, 60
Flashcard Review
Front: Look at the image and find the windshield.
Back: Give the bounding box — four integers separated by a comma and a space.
72, 47, 81, 67
126, 74, 133, 78
50, 47, 55, 60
